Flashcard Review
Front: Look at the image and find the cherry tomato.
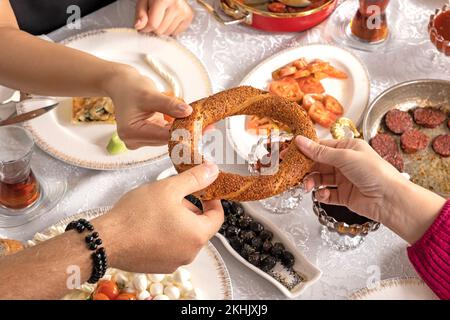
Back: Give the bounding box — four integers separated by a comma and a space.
94, 280, 119, 300
92, 293, 110, 300
115, 293, 137, 300
297, 76, 325, 94
308, 101, 338, 128
267, 2, 286, 13
269, 78, 304, 102
324, 66, 348, 79
324, 95, 344, 116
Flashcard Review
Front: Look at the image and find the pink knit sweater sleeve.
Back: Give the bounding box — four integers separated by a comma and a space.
407, 199, 450, 300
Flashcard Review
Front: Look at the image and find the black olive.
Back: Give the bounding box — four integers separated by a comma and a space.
247, 252, 261, 267
240, 244, 255, 260
260, 256, 277, 272
238, 216, 253, 229
221, 200, 233, 215
271, 242, 285, 259
250, 221, 264, 234
281, 251, 295, 268
219, 223, 228, 235
259, 230, 273, 241
231, 202, 245, 217
251, 237, 263, 251
185, 195, 203, 210
226, 215, 239, 226
262, 240, 273, 253
240, 230, 256, 244
229, 237, 243, 252
225, 226, 240, 239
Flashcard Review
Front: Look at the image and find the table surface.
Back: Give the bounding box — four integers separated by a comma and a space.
1, 0, 449, 300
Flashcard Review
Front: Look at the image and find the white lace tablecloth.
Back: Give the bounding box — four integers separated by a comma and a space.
1, 0, 448, 300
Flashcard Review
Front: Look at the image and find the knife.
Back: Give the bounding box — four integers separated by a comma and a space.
0, 102, 59, 127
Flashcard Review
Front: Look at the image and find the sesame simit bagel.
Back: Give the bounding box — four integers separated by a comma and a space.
168, 86, 318, 201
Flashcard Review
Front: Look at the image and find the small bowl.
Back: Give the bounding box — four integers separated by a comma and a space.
428, 4, 450, 56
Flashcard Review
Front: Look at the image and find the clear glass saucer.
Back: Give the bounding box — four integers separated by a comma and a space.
0, 173, 67, 228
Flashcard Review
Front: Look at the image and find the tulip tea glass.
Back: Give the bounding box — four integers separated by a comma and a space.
0, 126, 66, 227
325, 0, 399, 52
312, 188, 380, 251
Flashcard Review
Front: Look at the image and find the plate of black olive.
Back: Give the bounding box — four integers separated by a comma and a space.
186, 196, 322, 298
158, 167, 322, 298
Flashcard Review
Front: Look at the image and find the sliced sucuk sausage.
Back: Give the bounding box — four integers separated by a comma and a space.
384, 152, 405, 172
432, 134, 450, 157
385, 109, 413, 134
413, 107, 446, 128
370, 133, 399, 157
400, 129, 430, 154
370, 133, 404, 172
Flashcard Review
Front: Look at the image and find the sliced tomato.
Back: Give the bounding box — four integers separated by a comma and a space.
323, 66, 348, 79
292, 58, 308, 70
92, 293, 110, 300
94, 280, 119, 300
324, 95, 344, 116
292, 69, 311, 79
297, 76, 325, 94
308, 101, 338, 128
313, 71, 328, 80
302, 94, 324, 111
267, 2, 286, 13
307, 60, 329, 73
115, 293, 137, 300
163, 114, 174, 123
269, 78, 304, 102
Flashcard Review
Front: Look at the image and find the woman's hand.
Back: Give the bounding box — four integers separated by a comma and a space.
295, 136, 446, 244
95, 162, 223, 274
102, 65, 192, 149
134, 0, 194, 36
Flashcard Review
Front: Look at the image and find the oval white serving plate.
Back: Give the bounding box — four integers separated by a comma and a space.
227, 43, 370, 160
157, 167, 322, 298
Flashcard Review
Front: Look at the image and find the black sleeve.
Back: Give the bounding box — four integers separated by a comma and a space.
9, 0, 116, 35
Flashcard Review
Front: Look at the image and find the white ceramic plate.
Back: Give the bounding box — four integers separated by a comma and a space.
350, 277, 438, 300
157, 167, 322, 298
227, 43, 370, 160
29, 207, 233, 300
19, 28, 212, 170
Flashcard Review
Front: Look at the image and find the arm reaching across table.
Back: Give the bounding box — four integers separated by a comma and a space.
295, 136, 449, 299
0, 0, 192, 148
0, 163, 223, 299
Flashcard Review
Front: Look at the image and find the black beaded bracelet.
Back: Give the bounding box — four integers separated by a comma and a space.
65, 219, 108, 284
